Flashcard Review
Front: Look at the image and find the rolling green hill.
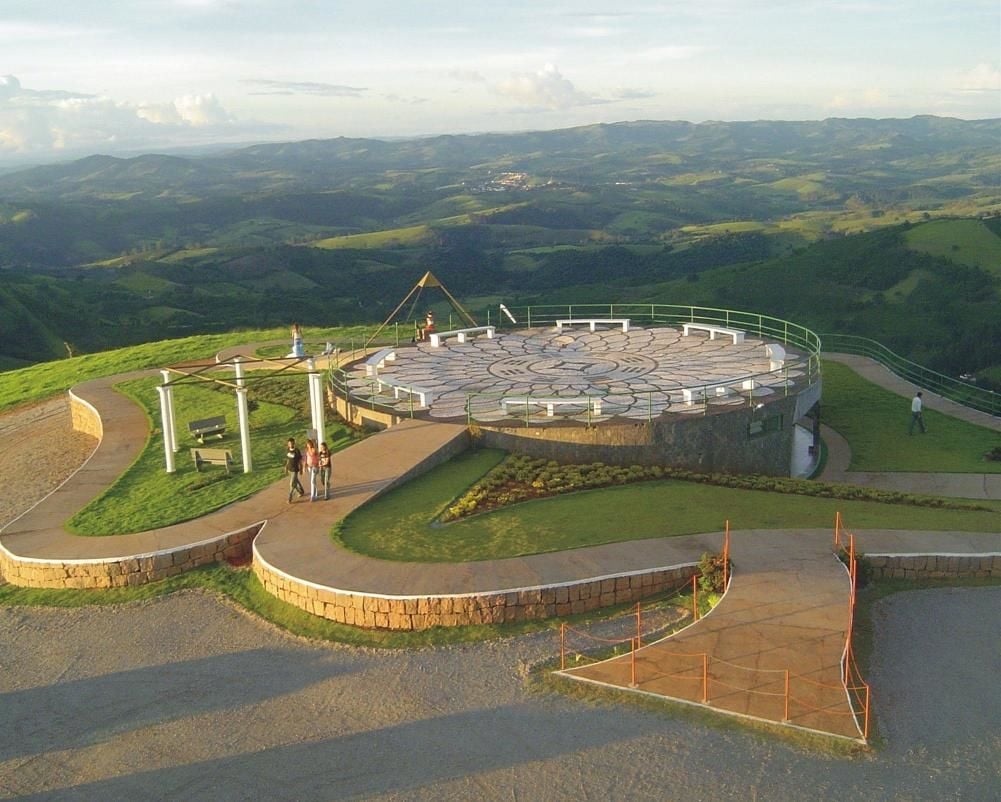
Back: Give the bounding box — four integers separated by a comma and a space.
0, 117, 998, 386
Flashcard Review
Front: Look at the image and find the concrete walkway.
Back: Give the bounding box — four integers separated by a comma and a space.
819, 355, 1001, 500
558, 526, 1000, 741
824, 353, 1001, 432
1, 349, 999, 743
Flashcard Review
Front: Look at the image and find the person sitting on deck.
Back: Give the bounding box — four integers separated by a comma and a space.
417, 311, 435, 341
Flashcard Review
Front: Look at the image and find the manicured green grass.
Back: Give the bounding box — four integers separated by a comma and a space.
0, 326, 347, 414
67, 375, 356, 535
335, 449, 1000, 563
821, 360, 1001, 472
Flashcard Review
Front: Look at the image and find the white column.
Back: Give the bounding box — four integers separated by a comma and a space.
160, 370, 178, 453
311, 370, 326, 446
234, 355, 245, 387
306, 359, 320, 442
157, 385, 176, 473
236, 387, 252, 473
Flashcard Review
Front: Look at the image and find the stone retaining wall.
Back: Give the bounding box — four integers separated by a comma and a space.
0, 523, 261, 589
867, 553, 1001, 580
69, 390, 103, 439
478, 392, 806, 476
253, 556, 698, 631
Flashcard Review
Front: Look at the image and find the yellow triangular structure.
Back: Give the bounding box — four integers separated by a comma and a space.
366, 271, 478, 347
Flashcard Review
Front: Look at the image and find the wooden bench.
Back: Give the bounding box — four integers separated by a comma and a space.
765, 343, 786, 371
682, 322, 746, 344
190, 447, 233, 473
376, 376, 434, 408
188, 415, 226, 443
428, 326, 495, 347
502, 396, 603, 417
555, 318, 630, 333
365, 347, 396, 377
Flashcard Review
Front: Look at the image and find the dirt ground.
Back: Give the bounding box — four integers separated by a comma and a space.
0, 399, 999, 800
0, 589, 997, 801
0, 397, 97, 532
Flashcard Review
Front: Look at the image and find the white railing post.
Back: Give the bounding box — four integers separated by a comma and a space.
157, 385, 176, 473
236, 386, 252, 473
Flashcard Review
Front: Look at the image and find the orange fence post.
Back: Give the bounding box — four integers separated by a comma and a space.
834, 510, 842, 549
784, 669, 790, 722
692, 574, 699, 621
630, 637, 637, 688
702, 653, 709, 703
723, 520, 730, 589
636, 602, 642, 648
560, 622, 566, 670
864, 685, 871, 741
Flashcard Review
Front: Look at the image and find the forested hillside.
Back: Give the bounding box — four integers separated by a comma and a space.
0, 117, 998, 385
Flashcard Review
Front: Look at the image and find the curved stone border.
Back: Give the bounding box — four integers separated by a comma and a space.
866, 552, 1001, 580
0, 523, 263, 589
253, 536, 699, 631
68, 388, 103, 439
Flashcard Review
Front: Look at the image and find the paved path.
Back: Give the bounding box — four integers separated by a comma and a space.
820, 355, 1001, 500
1, 349, 998, 743
824, 353, 1001, 432
559, 525, 1000, 741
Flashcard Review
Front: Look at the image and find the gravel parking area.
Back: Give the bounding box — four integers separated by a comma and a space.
0, 588, 998, 801
0, 397, 97, 533
1, 397, 997, 800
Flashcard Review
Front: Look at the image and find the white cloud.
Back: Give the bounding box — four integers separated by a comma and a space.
609, 87, 657, 101
242, 79, 368, 97
495, 64, 596, 110
446, 69, 486, 84
0, 75, 238, 157
174, 94, 233, 125
826, 88, 889, 111
633, 46, 706, 63
957, 63, 1001, 92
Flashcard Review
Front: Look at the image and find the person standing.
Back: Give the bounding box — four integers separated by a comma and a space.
318, 441, 332, 500
909, 391, 926, 434
285, 438, 304, 502
291, 322, 304, 358
304, 438, 321, 501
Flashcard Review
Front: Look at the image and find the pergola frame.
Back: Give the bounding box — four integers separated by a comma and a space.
157, 354, 327, 474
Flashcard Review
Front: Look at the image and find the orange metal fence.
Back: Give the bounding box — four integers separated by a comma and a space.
557, 515, 871, 742
834, 512, 872, 740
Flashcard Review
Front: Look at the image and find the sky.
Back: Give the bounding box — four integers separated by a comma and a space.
0, 0, 999, 165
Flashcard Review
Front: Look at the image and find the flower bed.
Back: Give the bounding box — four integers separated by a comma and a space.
440, 454, 993, 523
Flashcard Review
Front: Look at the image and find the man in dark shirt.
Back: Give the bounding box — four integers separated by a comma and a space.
285, 437, 305, 502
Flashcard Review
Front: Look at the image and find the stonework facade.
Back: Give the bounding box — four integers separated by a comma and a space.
866, 553, 1001, 581
253, 557, 699, 631
0, 525, 260, 590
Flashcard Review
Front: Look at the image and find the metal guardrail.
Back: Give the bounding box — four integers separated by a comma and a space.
821, 333, 999, 418
328, 304, 823, 425
492, 303, 822, 355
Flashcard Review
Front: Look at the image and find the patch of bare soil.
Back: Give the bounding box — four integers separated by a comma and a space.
0, 396, 98, 533
1, 589, 999, 800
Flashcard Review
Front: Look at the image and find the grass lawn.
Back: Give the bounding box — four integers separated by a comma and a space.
67, 374, 357, 535
334, 449, 1001, 563
0, 325, 364, 415
821, 360, 1001, 472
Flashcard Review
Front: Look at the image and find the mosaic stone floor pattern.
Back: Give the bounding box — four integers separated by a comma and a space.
347, 325, 807, 422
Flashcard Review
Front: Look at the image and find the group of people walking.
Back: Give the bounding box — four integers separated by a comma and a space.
284, 437, 332, 503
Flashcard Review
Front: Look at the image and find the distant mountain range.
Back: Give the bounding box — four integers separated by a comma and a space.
1, 116, 997, 201
0, 116, 998, 382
